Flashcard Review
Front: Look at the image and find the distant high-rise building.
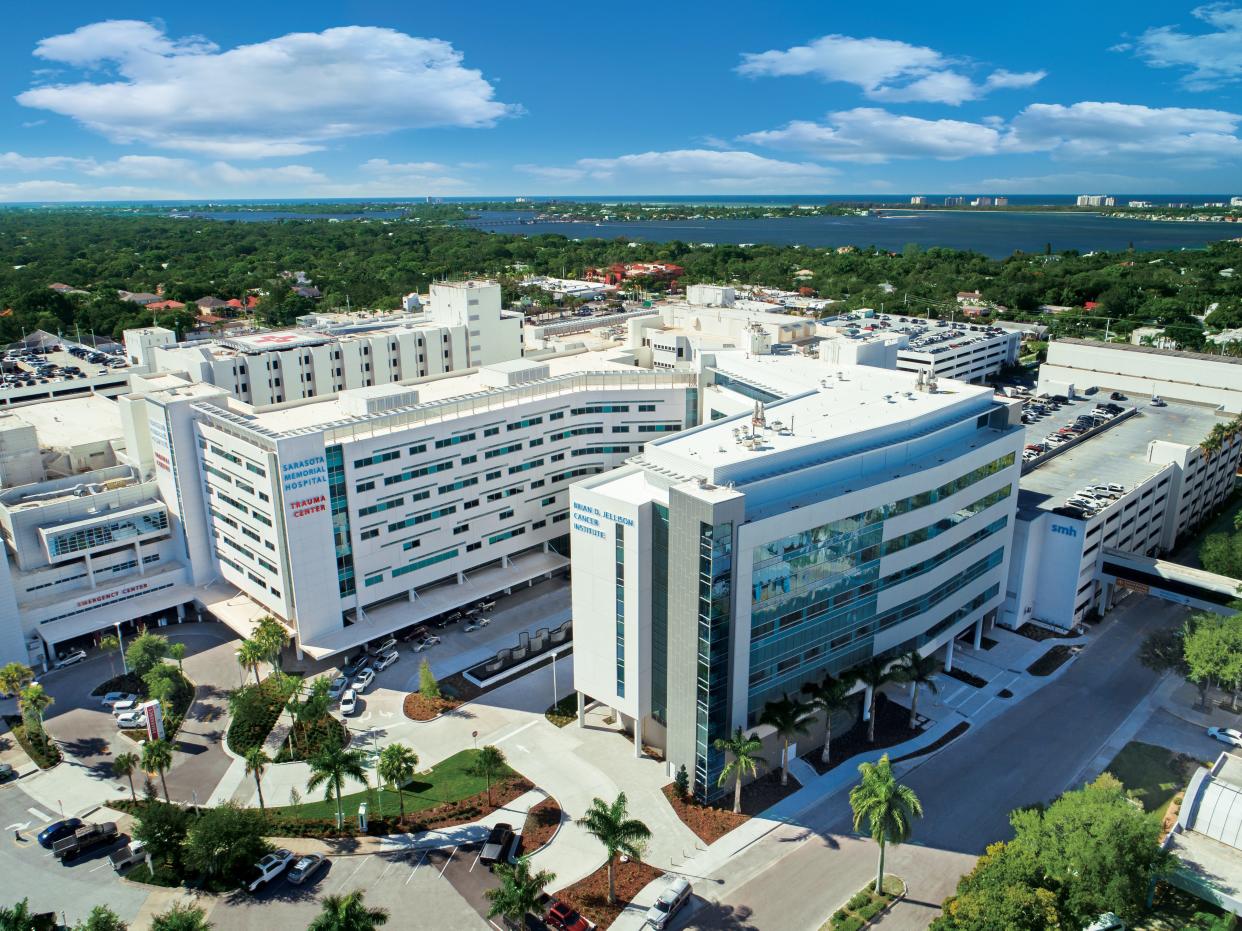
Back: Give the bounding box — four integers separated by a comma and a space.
994, 196, 1008, 206
1076, 194, 1112, 207
944, 196, 965, 206
971, 196, 994, 207
910, 196, 927, 205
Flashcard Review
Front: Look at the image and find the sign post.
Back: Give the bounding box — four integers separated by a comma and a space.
140, 700, 165, 741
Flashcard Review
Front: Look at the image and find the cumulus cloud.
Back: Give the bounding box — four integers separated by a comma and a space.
349, 158, 474, 194
17, 20, 515, 158
742, 102, 1242, 165
1131, 4, 1242, 90
518, 149, 834, 191
0, 151, 93, 172
737, 34, 1044, 105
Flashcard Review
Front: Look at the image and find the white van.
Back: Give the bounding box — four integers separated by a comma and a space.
646, 876, 691, 929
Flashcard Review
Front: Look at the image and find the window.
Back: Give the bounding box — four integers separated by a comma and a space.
461, 455, 477, 465
353, 450, 400, 468
355, 480, 375, 493
484, 426, 500, 437
360, 528, 380, 540
499, 508, 514, 520
435, 433, 476, 449
508, 416, 543, 431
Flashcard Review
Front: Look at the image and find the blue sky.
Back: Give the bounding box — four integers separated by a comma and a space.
2, 0, 1241, 200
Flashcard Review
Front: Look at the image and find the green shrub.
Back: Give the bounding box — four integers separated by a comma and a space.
831, 916, 863, 931
857, 900, 884, 921
226, 677, 294, 755
847, 891, 871, 911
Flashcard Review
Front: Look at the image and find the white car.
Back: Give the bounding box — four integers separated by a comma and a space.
111, 700, 141, 717
373, 650, 399, 671
100, 692, 139, 708
352, 668, 376, 693
54, 649, 87, 669
1207, 727, 1242, 748
646, 876, 691, 930
339, 689, 359, 716
116, 711, 145, 729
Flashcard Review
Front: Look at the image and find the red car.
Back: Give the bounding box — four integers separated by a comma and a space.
546, 901, 592, 931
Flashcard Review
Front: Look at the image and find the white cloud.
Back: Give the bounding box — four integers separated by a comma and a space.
737, 34, 1044, 105
1132, 4, 1242, 90
0, 151, 93, 172
742, 102, 1242, 165
518, 149, 834, 191
17, 21, 515, 158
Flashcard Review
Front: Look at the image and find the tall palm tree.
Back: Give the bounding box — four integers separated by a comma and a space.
18, 682, 53, 741
113, 751, 140, 802
244, 746, 270, 811
485, 856, 557, 927
307, 744, 369, 829
377, 743, 418, 823
253, 616, 290, 670
849, 754, 923, 895
308, 891, 388, 931
802, 675, 853, 765
898, 649, 942, 729
576, 792, 651, 905
0, 661, 33, 698
236, 640, 265, 685
141, 738, 175, 803
759, 693, 815, 786
714, 727, 766, 814
149, 903, 213, 931
467, 745, 507, 808
853, 658, 899, 743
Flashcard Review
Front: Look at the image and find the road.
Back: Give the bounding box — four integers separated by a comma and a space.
681, 594, 1189, 931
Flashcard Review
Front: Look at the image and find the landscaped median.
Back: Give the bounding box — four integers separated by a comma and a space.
821, 875, 905, 931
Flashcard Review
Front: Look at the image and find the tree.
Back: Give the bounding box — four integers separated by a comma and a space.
141, 739, 175, 802
576, 792, 651, 905
759, 693, 814, 786
125, 632, 170, 679
244, 747, 270, 810
75, 905, 128, 931
898, 649, 942, 729
307, 744, 369, 829
183, 803, 270, 886
132, 798, 191, 872
852, 658, 900, 743
100, 634, 122, 677
236, 639, 266, 686
713, 727, 766, 814
18, 682, 53, 742
144, 664, 182, 713
1199, 532, 1242, 579
377, 743, 418, 823
0, 899, 39, 931
849, 754, 923, 895
418, 658, 440, 699
802, 674, 853, 764
149, 904, 212, 931
486, 856, 556, 927
308, 892, 388, 931
467, 745, 507, 807
673, 764, 690, 800
1183, 614, 1242, 708
113, 751, 140, 802
931, 841, 1060, 931
169, 642, 186, 673
252, 616, 289, 669
0, 662, 33, 698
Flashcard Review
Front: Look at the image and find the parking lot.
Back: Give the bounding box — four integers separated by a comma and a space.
2, 342, 128, 391
206, 843, 498, 930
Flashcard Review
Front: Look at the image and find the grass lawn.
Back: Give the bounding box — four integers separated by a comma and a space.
1104, 741, 1202, 821
271, 749, 515, 820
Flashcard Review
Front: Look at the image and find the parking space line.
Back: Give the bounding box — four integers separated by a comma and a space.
333, 855, 370, 893
378, 856, 402, 881
404, 850, 428, 885
440, 845, 458, 876
470, 846, 483, 872
27, 808, 51, 822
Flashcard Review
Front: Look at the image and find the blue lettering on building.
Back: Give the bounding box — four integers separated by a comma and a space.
1051, 524, 1078, 538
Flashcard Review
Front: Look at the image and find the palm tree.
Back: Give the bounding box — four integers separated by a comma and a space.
244, 746, 270, 811
169, 642, 186, 673
307, 744, 369, 829
141, 738, 175, 803
113, 751, 140, 801
236, 639, 265, 685
713, 727, 766, 814
308, 891, 388, 931
759, 693, 815, 786
486, 856, 557, 927
0, 661, 33, 698
802, 675, 853, 765
253, 616, 290, 669
18, 682, 53, 741
377, 743, 418, 823
149, 903, 213, 931
0, 898, 38, 931
576, 792, 651, 905
100, 634, 121, 678
849, 754, 923, 895
852, 658, 899, 743
898, 649, 942, 729
467, 745, 507, 808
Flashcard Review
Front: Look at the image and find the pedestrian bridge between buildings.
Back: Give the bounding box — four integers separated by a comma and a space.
1101, 549, 1240, 615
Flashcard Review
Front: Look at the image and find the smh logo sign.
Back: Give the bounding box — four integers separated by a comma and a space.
1051, 524, 1078, 538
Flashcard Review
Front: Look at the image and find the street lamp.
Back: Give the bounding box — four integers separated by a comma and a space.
551, 648, 561, 709
114, 622, 128, 674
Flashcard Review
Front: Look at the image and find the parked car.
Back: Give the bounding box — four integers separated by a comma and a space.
287, 853, 328, 885
116, 711, 145, 729
645, 876, 692, 930
109, 839, 147, 872
341, 657, 370, 678
1109, 392, 1127, 401
546, 900, 592, 931
245, 849, 294, 892
1207, 727, 1242, 748
373, 650, 399, 671
38, 818, 82, 849
1084, 913, 1125, 931
54, 649, 87, 669
53, 822, 118, 861
368, 638, 396, 656
111, 699, 141, 716
100, 692, 139, 708
0, 763, 14, 782
339, 689, 358, 716
1150, 396, 1167, 407
480, 822, 515, 866
328, 675, 349, 700
352, 668, 376, 692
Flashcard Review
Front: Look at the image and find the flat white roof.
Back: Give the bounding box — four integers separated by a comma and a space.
11, 395, 124, 449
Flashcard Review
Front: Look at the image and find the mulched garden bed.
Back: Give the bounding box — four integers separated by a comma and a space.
662, 768, 803, 845
403, 649, 574, 722
521, 796, 563, 854
3, 715, 60, 769
403, 692, 463, 721
273, 713, 350, 762
1016, 622, 1079, 642
942, 666, 989, 689
891, 722, 970, 764
1027, 645, 1078, 676
801, 693, 922, 776
556, 857, 664, 930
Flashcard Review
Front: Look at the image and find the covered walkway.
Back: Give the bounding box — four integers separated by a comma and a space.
1101, 549, 1240, 614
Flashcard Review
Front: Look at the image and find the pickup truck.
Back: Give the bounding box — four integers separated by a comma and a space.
480, 822, 515, 867
52, 822, 118, 861
245, 848, 293, 892
109, 839, 146, 872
